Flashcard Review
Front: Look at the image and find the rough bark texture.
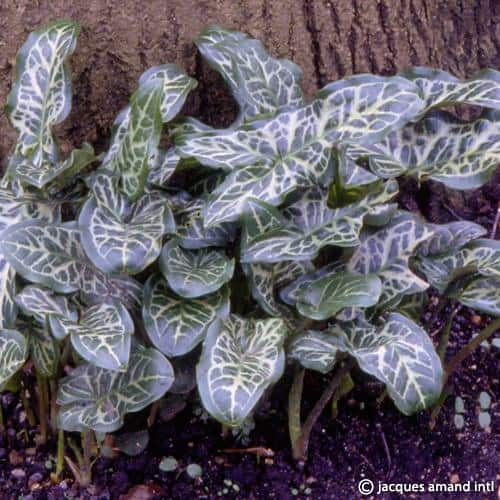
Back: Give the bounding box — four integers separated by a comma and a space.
0, 0, 499, 161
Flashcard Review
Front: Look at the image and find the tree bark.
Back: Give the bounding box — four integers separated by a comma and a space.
0, 0, 498, 160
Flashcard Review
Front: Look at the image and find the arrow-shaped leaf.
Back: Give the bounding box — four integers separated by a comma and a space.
346, 110, 500, 190
49, 302, 134, 371
0, 257, 17, 329
57, 344, 174, 432
177, 75, 423, 226
5, 20, 80, 185
196, 26, 304, 122
196, 315, 288, 426
401, 67, 500, 114
142, 274, 230, 357
27, 321, 59, 377
0, 329, 28, 388
159, 240, 234, 298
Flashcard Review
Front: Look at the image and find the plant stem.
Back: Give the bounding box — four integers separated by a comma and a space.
292, 358, 355, 461
288, 367, 305, 450
55, 429, 65, 480
444, 317, 500, 384
36, 372, 48, 444
147, 401, 160, 427
437, 306, 458, 362
49, 379, 59, 433
79, 431, 94, 486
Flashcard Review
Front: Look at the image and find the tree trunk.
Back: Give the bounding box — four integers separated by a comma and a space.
0, 0, 498, 160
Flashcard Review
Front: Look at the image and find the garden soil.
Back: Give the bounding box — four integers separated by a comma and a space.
0, 1, 499, 498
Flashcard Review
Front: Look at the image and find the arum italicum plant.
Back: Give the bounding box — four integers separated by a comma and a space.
0, 19, 499, 482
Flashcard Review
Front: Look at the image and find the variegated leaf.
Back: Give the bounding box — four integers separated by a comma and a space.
49, 302, 134, 371
177, 75, 423, 226
279, 262, 342, 307
79, 172, 175, 274
175, 197, 236, 249
418, 221, 487, 257
0, 220, 141, 305
9, 143, 95, 189
196, 315, 287, 426
27, 321, 59, 378
396, 293, 427, 322
288, 330, 340, 374
148, 148, 179, 187
159, 240, 234, 298
417, 238, 500, 292
329, 313, 443, 414
57, 344, 174, 432
138, 64, 197, 122
196, 26, 304, 122
241, 181, 398, 263
104, 64, 196, 168
5, 21, 79, 178
346, 110, 500, 189
402, 67, 500, 114
142, 274, 230, 357
15, 285, 77, 325
348, 213, 433, 308
242, 261, 313, 316
456, 277, 500, 316
109, 81, 163, 200
295, 272, 382, 320
0, 187, 61, 232
338, 152, 378, 188
0, 329, 28, 388
0, 257, 17, 329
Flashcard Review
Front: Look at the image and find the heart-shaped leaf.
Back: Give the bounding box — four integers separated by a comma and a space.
0, 220, 142, 306
295, 272, 382, 320
346, 110, 500, 190
5, 21, 80, 186
196, 26, 304, 122
57, 344, 174, 432
0, 329, 28, 388
15, 285, 77, 324
329, 313, 443, 414
142, 274, 230, 357
196, 315, 288, 426
177, 75, 423, 226
159, 240, 234, 298
79, 173, 175, 274
49, 302, 134, 371
348, 213, 433, 308
288, 330, 340, 374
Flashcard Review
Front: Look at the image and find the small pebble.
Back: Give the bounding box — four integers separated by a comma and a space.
186, 463, 202, 478
471, 314, 482, 325
11, 468, 26, 479
478, 411, 491, 429
159, 456, 178, 472
479, 391, 491, 410
450, 473, 460, 484
29, 472, 43, 483
9, 449, 23, 466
